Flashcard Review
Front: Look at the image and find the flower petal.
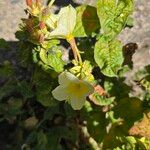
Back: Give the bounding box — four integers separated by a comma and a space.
82, 80, 94, 96
70, 96, 86, 110
58, 71, 78, 85
52, 86, 67, 101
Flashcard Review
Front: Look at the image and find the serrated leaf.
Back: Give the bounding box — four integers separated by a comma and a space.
94, 36, 124, 77
97, 0, 133, 39
89, 85, 115, 106
40, 48, 64, 73
90, 93, 115, 106
47, 50, 64, 73
73, 5, 100, 37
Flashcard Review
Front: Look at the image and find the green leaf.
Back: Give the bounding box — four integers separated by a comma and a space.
104, 78, 131, 99
94, 36, 124, 77
17, 41, 33, 67
16, 81, 34, 99
0, 61, 14, 78
46, 128, 63, 150
47, 50, 64, 73
46, 126, 78, 150
34, 69, 57, 107
84, 108, 107, 142
8, 98, 22, 110
39, 47, 64, 73
134, 65, 150, 80
49, 5, 76, 38
97, 0, 133, 39
28, 131, 48, 150
1, 98, 23, 119
73, 5, 100, 37
37, 131, 48, 146
36, 92, 56, 107
44, 106, 59, 120
106, 111, 121, 124
113, 97, 143, 126
140, 75, 150, 92
126, 16, 134, 27
92, 93, 115, 106
24, 116, 38, 129
0, 81, 16, 101
0, 38, 8, 49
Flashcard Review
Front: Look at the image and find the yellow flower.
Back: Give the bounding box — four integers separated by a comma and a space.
52, 72, 94, 110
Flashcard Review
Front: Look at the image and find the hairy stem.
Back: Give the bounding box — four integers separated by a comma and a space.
67, 37, 82, 64
48, 0, 55, 7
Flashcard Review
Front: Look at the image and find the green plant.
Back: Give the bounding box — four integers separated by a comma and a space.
0, 0, 149, 149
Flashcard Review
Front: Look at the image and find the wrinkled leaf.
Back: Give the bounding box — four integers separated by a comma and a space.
97, 0, 133, 39
94, 36, 124, 77
90, 93, 115, 106
40, 48, 64, 73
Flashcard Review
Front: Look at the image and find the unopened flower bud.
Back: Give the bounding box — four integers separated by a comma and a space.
39, 21, 46, 29
39, 33, 45, 43
26, 0, 32, 7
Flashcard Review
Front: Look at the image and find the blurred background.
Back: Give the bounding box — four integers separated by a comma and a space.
0, 0, 149, 71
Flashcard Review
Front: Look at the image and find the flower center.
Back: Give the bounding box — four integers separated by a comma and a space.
67, 82, 88, 96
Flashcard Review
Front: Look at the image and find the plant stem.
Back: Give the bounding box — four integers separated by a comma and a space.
67, 37, 82, 64
48, 0, 55, 7
81, 126, 100, 149
75, 111, 100, 149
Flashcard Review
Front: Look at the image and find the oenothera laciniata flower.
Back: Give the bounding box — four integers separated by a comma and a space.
48, 5, 76, 39
52, 72, 94, 110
